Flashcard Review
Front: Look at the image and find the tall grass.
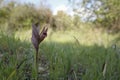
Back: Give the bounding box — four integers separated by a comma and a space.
0, 32, 33, 80
0, 27, 120, 80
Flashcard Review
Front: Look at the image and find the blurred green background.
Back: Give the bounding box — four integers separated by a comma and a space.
0, 0, 120, 80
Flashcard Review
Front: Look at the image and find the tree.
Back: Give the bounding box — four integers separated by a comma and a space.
69, 0, 120, 32
0, 0, 52, 31
51, 11, 73, 30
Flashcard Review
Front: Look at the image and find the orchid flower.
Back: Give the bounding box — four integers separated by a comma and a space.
31, 23, 48, 52
31, 23, 48, 80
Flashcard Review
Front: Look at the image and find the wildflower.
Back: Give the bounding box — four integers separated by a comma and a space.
31, 23, 48, 79
31, 23, 48, 51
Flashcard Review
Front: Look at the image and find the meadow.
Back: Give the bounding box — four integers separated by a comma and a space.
0, 25, 120, 80
0, 0, 120, 79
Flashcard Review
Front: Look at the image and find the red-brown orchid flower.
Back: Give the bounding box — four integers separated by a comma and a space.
31, 23, 48, 79
31, 23, 48, 52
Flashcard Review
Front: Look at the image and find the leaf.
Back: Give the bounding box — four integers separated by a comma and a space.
102, 61, 107, 77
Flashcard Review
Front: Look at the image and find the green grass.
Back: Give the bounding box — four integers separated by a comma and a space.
0, 27, 120, 80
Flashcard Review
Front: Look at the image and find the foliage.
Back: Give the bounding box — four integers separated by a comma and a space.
0, 1, 52, 32
0, 32, 33, 80
0, 28, 120, 79
0, 0, 120, 80
69, 0, 120, 32
50, 11, 73, 30
0, 0, 85, 32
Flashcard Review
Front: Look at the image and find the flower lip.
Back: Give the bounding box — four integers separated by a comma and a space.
43, 32, 47, 36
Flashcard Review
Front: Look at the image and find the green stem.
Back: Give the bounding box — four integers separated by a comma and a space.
34, 50, 39, 80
